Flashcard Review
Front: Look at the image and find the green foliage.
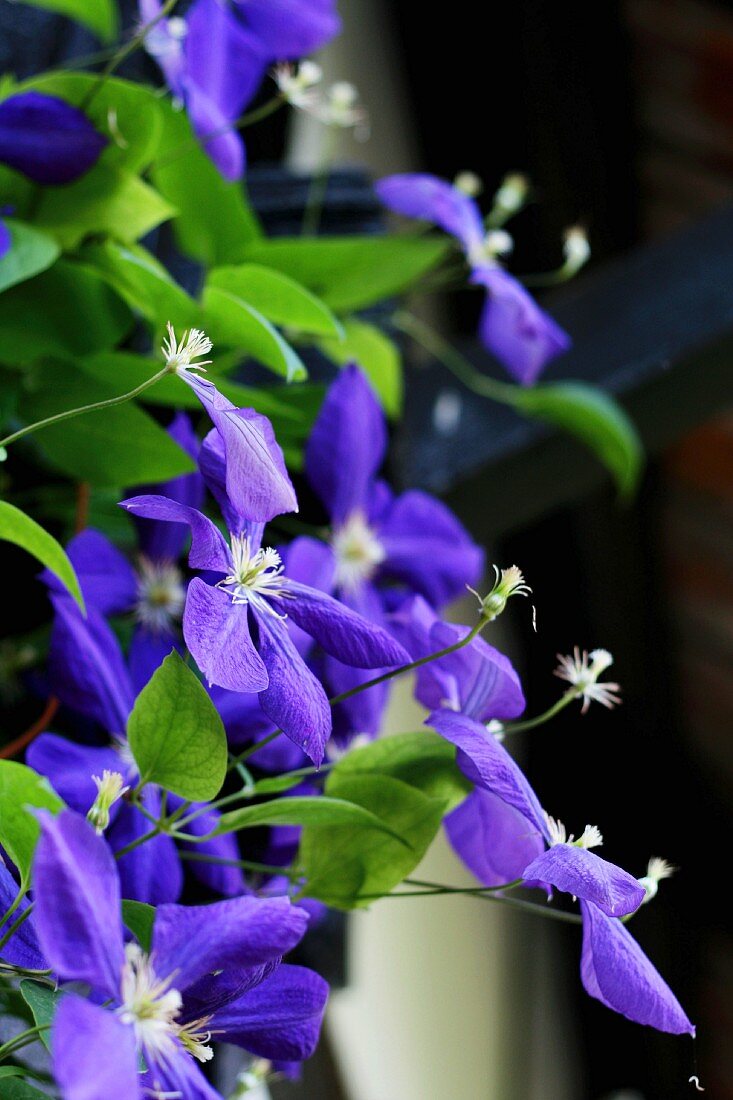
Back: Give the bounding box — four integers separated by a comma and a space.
241, 236, 449, 313
0, 221, 60, 294
513, 381, 644, 498
127, 651, 228, 801
335, 731, 471, 811
19, 981, 61, 1050
0, 1077, 50, 1097
0, 501, 84, 609
203, 286, 307, 381
0, 762, 64, 890
208, 264, 343, 338
13, 0, 117, 41
209, 795, 406, 839
317, 318, 403, 416
121, 900, 155, 953
80, 241, 199, 331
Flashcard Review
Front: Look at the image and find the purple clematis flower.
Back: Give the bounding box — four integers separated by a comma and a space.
142, 0, 340, 179
0, 860, 45, 971
32, 810, 329, 1098
0, 91, 106, 185
289, 365, 483, 740
27, 593, 245, 902
122, 425, 409, 765
375, 173, 570, 385
426, 708, 693, 1033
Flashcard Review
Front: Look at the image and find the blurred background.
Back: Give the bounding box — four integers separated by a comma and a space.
3, 0, 733, 1097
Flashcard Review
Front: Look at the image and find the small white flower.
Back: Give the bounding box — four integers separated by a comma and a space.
639, 856, 675, 902
274, 60, 323, 109
545, 813, 603, 849
468, 565, 531, 623
554, 647, 621, 713
316, 81, 369, 135
87, 770, 129, 834
161, 322, 213, 375
332, 511, 386, 591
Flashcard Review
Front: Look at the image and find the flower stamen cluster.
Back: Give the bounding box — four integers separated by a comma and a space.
135, 558, 186, 633
554, 647, 621, 713
87, 770, 129, 834
161, 323, 213, 375
469, 565, 531, 623
118, 944, 183, 1064
639, 856, 675, 902
218, 536, 289, 611
332, 511, 386, 591
546, 814, 603, 850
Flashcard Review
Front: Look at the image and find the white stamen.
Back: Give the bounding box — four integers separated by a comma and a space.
554, 646, 621, 713
454, 171, 483, 197
135, 558, 186, 634
118, 944, 182, 1065
486, 719, 505, 742
316, 81, 369, 134
545, 813, 603, 849
563, 226, 591, 272
217, 536, 289, 613
468, 565, 531, 623
274, 60, 323, 109
492, 173, 530, 217
87, 770, 129, 834
176, 1016, 215, 1063
639, 856, 675, 902
162, 322, 212, 375
332, 511, 386, 591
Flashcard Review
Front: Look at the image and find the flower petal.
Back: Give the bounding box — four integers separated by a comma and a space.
445, 788, 545, 888
27, 734, 126, 814
0, 861, 45, 970
49, 529, 137, 616
285, 581, 409, 669
304, 365, 387, 524
580, 901, 695, 1034
120, 494, 231, 573
378, 490, 484, 608
110, 796, 183, 905
522, 845, 645, 917
132, 411, 205, 561
33, 810, 125, 999
152, 894, 308, 992
235, 0, 341, 58
428, 709, 548, 838
168, 795, 246, 898
183, 578, 269, 692
376, 173, 485, 258
141, 1055, 221, 1100
211, 963, 328, 1061
0, 92, 106, 185
255, 612, 331, 766
53, 995, 140, 1100
128, 625, 180, 694
473, 266, 571, 386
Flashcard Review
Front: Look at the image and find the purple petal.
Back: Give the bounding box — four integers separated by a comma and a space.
326, 582, 391, 739
428, 709, 548, 838
168, 795, 246, 897
580, 901, 695, 1034
183, 578, 268, 692
211, 963, 328, 1061
255, 612, 331, 766
49, 529, 137, 616
445, 787, 545, 888
473, 266, 571, 386
304, 365, 386, 524
27, 734, 126, 815
141, 1055, 221, 1100
523, 845, 645, 918
183, 79, 247, 182
282, 536, 337, 655
180, 374, 297, 522
120, 494, 231, 573
211, 684, 276, 746
0, 218, 11, 259
0, 92, 106, 185
133, 411, 205, 561
48, 597, 134, 734
285, 581, 409, 669
152, 894, 308, 992
33, 810, 125, 999
53, 996, 140, 1100
234, 0, 341, 58
128, 625, 180, 694
376, 173, 485, 258
110, 796, 183, 905
0, 861, 45, 970
378, 490, 484, 607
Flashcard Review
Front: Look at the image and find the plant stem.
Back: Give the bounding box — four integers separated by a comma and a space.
0, 1023, 50, 1063
150, 95, 286, 170
376, 880, 582, 924
301, 128, 337, 236
114, 826, 160, 860
0, 903, 34, 954
0, 368, 169, 451
178, 852, 297, 878
502, 692, 577, 735
392, 309, 519, 406
82, 0, 180, 108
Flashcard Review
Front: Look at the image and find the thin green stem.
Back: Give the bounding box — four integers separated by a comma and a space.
392, 309, 519, 406
0, 367, 169, 451
0, 1023, 50, 1063
82, 0, 180, 108
150, 95, 286, 170
0, 888, 27, 934
375, 879, 582, 924
301, 128, 337, 236
114, 826, 160, 860
0, 903, 34, 955
228, 730, 282, 772
178, 851, 298, 878
502, 692, 577, 735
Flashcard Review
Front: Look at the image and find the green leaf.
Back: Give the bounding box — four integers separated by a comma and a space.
18, 361, 195, 487
22, 74, 162, 172
0, 221, 60, 294
0, 1068, 27, 1079
19, 981, 61, 1050
0, 501, 84, 610
512, 381, 644, 498
13, 0, 116, 40
203, 285, 307, 381
0, 762, 64, 889
0, 260, 132, 367
121, 900, 155, 953
209, 795, 405, 840
0, 1078, 50, 1097
242, 236, 449, 313
318, 319, 403, 416
34, 167, 175, 250
127, 651, 227, 801
335, 731, 471, 812
80, 241, 198, 330
151, 101, 262, 265
298, 773, 445, 910
208, 264, 343, 338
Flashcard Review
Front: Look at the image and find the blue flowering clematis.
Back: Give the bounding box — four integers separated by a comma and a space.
28, 593, 245, 902
427, 709, 693, 1033
32, 810, 328, 1098
0, 91, 106, 185
142, 0, 340, 179
376, 173, 571, 385
122, 423, 409, 765
287, 365, 484, 740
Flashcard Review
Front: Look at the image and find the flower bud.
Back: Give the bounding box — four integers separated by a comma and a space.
492, 173, 529, 217
563, 226, 590, 274
469, 565, 531, 622
87, 770, 129, 834
638, 857, 675, 903
454, 171, 483, 197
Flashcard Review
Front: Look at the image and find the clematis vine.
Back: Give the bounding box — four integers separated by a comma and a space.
376, 172, 571, 384
122, 420, 410, 764
31, 810, 328, 1099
